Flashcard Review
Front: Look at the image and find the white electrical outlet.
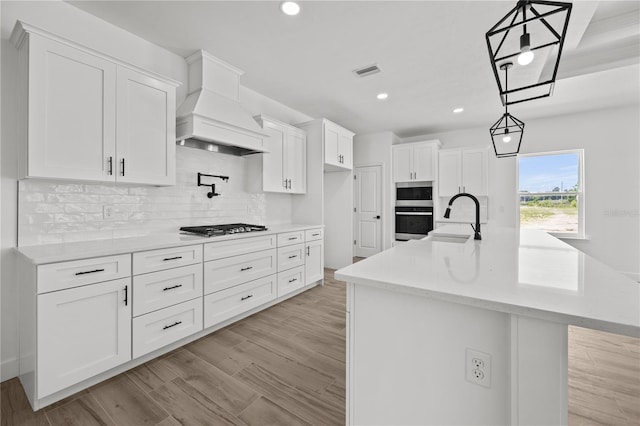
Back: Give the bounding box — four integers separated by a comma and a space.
103, 205, 114, 219
466, 348, 491, 388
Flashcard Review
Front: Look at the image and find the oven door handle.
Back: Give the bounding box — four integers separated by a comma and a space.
395, 212, 433, 216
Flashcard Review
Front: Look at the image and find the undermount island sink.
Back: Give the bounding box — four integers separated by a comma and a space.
428, 232, 472, 244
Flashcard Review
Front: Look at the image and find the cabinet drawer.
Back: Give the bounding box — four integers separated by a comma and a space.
277, 244, 305, 272
277, 266, 305, 298
277, 231, 304, 247
204, 234, 276, 261
133, 264, 203, 317
133, 244, 202, 275
132, 298, 203, 359
204, 249, 276, 295
305, 228, 323, 242
37, 254, 131, 294
204, 274, 276, 328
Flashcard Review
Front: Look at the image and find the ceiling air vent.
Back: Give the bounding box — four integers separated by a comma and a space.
353, 64, 381, 78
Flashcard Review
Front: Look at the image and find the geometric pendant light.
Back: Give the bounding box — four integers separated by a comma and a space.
486, 0, 572, 106
490, 63, 525, 158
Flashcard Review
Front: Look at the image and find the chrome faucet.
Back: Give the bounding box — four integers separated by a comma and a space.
443, 193, 482, 240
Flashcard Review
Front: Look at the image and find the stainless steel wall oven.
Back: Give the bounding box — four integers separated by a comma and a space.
395, 183, 434, 241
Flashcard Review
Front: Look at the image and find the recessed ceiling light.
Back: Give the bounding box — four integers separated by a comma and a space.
453, 107, 464, 113
377, 93, 389, 100
280, 1, 300, 16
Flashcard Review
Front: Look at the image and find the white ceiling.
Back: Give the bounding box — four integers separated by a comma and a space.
67, 0, 640, 138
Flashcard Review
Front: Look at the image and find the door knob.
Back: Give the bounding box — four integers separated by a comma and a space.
374, 215, 381, 219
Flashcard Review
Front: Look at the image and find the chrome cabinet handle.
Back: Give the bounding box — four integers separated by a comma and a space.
163, 321, 182, 330
163, 284, 183, 291
75, 268, 105, 276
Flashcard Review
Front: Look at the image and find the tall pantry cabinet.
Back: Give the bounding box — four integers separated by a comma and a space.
294, 119, 355, 269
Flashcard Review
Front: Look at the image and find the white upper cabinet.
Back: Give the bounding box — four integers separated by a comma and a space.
116, 67, 176, 185
256, 115, 307, 194
323, 120, 354, 171
438, 147, 489, 196
26, 35, 117, 182
392, 140, 439, 182
12, 23, 179, 186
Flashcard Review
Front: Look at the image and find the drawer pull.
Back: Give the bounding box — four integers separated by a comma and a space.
124, 285, 128, 306
163, 321, 182, 330
163, 256, 183, 261
240, 266, 253, 272
241, 294, 253, 301
288, 237, 297, 240
75, 268, 105, 276
288, 255, 297, 259
288, 278, 297, 283
312, 233, 320, 236
163, 284, 183, 291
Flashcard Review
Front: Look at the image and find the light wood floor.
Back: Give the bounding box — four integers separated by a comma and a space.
1, 267, 639, 426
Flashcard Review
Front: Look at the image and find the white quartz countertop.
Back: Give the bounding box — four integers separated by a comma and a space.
16, 223, 322, 265
336, 225, 640, 338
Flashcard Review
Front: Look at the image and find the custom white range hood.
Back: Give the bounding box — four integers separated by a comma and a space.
176, 50, 268, 155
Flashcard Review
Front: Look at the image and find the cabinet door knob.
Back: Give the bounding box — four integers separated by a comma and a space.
374, 215, 381, 219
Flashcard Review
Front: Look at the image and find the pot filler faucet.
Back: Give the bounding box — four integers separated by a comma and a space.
443, 193, 482, 240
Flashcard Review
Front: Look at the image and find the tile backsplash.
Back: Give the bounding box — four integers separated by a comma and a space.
18, 146, 293, 246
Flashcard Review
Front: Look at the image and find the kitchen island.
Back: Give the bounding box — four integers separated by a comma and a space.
335, 225, 639, 425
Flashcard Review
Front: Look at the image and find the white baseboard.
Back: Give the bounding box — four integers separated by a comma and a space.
1, 357, 18, 382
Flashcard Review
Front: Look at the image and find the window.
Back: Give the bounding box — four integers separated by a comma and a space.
517, 150, 584, 238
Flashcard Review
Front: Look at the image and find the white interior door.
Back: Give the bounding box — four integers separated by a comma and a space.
354, 165, 382, 257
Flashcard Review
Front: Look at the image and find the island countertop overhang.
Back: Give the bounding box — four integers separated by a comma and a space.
335, 226, 640, 338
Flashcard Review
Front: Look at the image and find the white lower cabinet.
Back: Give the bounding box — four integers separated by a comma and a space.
305, 239, 324, 285
204, 274, 277, 328
19, 227, 323, 410
204, 249, 277, 294
277, 243, 305, 271
277, 266, 305, 298
132, 298, 203, 358
132, 264, 203, 317
37, 277, 131, 398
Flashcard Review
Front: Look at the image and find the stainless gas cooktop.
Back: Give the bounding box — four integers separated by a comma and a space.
179, 223, 268, 237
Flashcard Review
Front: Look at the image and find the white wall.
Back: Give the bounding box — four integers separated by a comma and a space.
403, 105, 640, 278
0, 0, 312, 381
353, 131, 397, 251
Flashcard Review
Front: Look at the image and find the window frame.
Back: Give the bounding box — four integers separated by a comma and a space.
516, 149, 585, 239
